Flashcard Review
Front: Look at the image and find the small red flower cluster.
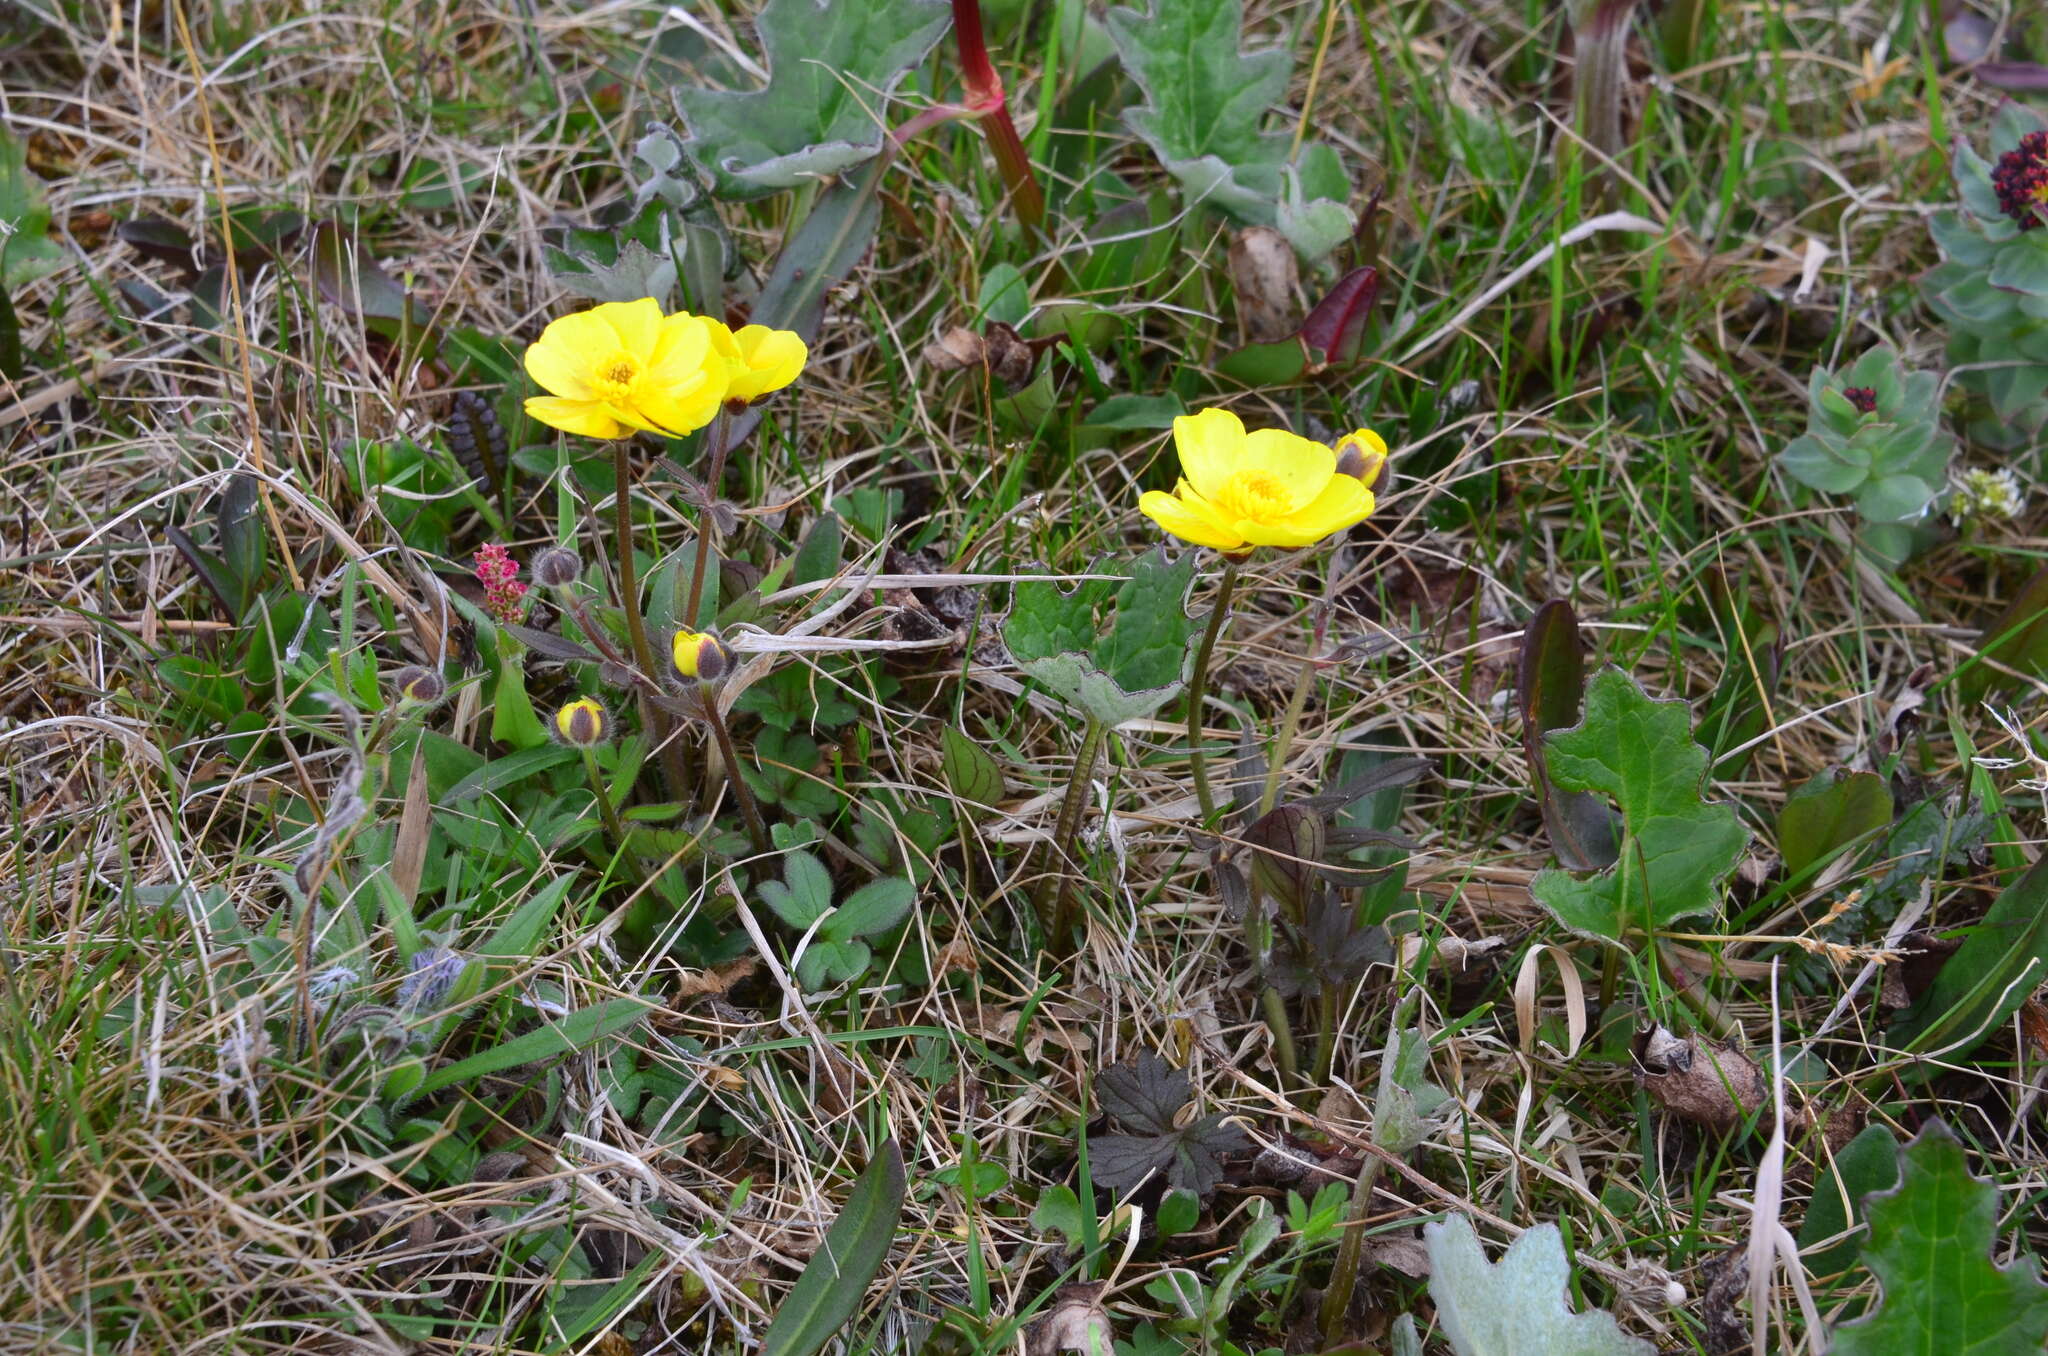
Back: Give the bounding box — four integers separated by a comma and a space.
1842, 386, 1879, 415
1991, 130, 2048, 231
473, 543, 527, 624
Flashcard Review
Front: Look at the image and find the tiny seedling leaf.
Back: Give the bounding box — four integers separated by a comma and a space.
1423, 1215, 1654, 1356
1529, 667, 1748, 943
759, 1139, 908, 1356
672, 0, 949, 199
1831, 1121, 2048, 1355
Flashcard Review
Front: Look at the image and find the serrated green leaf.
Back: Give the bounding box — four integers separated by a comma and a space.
1424, 1215, 1653, 1356
672, 0, 949, 200
1003, 547, 1206, 727
1529, 667, 1748, 942
1104, 0, 1352, 257
759, 1140, 907, 1356
761, 850, 836, 930
1832, 1122, 2048, 1355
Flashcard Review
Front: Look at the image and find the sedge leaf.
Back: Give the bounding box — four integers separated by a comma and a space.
1529, 667, 1748, 942
415, 997, 653, 1095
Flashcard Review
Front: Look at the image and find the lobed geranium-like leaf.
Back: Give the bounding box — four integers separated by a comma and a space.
0, 127, 65, 289
1423, 1215, 1653, 1356
1003, 546, 1206, 727
1104, 0, 1353, 258
1832, 1121, 2048, 1356
671, 0, 949, 200
1089, 1052, 1249, 1200
1530, 667, 1748, 943
1374, 1027, 1450, 1154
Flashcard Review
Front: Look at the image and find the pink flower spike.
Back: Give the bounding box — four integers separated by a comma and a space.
472, 543, 528, 625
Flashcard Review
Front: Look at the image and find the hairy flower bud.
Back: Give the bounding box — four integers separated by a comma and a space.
389, 665, 446, 706
553, 697, 609, 748
670, 629, 732, 685
531, 546, 581, 588
1332, 429, 1389, 489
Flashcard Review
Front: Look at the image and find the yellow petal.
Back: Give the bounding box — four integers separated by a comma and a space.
728, 325, 807, 401
1170, 408, 1245, 502
634, 371, 723, 435
701, 318, 742, 365
1140, 487, 1245, 550
1239, 428, 1336, 514
599, 297, 666, 360
1238, 475, 1374, 547
1340, 427, 1387, 460
524, 396, 625, 439
523, 314, 616, 399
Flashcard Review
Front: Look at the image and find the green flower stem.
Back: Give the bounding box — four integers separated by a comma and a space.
1258, 650, 1319, 818
1036, 716, 1107, 945
1259, 981, 1300, 1088
702, 689, 770, 857
1243, 874, 1300, 1088
684, 412, 730, 631
1186, 557, 1240, 824
610, 438, 687, 798
1312, 984, 1341, 1087
611, 439, 659, 681
1317, 1152, 1387, 1344
581, 748, 629, 849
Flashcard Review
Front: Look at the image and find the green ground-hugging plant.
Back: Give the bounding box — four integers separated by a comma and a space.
1923, 100, 2048, 456
1776, 344, 1953, 564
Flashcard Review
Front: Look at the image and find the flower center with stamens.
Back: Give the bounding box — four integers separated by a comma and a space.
589, 353, 641, 400
1221, 469, 1291, 521
1991, 131, 2048, 231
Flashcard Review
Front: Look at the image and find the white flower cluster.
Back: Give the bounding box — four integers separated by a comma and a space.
1948, 467, 2026, 523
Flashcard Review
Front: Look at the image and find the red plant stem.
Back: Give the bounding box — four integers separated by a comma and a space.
950, 0, 1047, 240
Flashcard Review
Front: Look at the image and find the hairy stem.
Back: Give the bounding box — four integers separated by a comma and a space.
1317, 1154, 1387, 1344
1258, 649, 1320, 817
703, 694, 770, 857
611, 440, 658, 680
684, 412, 729, 631
1037, 716, 1107, 945
1187, 558, 1240, 824
581, 748, 629, 850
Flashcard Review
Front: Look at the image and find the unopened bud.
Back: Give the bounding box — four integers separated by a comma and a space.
670, 629, 732, 685
553, 697, 609, 747
1333, 429, 1389, 489
531, 546, 581, 588
389, 666, 446, 705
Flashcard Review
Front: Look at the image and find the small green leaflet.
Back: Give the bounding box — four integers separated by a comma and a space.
1104, 0, 1354, 258
1003, 546, 1206, 727
672, 0, 949, 200
1423, 1215, 1652, 1356
1832, 1121, 2048, 1355
1530, 667, 1748, 943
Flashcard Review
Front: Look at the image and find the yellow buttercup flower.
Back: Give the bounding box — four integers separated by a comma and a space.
1138, 409, 1381, 551
706, 320, 808, 406
523, 298, 729, 439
